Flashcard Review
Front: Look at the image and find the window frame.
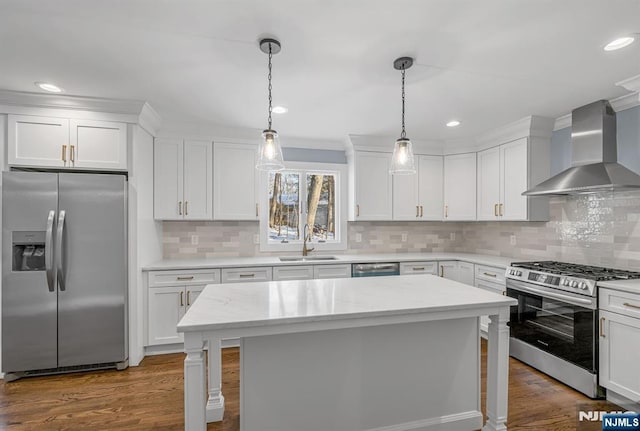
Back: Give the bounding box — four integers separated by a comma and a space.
259, 161, 348, 252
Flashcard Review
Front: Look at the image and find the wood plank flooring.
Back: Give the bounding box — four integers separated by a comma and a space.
0, 341, 594, 430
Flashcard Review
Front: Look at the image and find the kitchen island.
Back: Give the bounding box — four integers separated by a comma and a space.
177, 274, 516, 431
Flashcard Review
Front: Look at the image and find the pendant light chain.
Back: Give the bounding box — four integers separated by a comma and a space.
267, 43, 273, 130
400, 68, 406, 139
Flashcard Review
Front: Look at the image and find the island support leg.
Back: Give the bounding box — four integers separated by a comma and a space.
483, 309, 510, 431
184, 333, 207, 431
206, 337, 225, 422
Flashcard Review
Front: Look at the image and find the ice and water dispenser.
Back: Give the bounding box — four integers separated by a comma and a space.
12, 231, 46, 271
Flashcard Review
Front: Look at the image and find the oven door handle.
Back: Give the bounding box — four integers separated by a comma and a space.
507, 280, 596, 309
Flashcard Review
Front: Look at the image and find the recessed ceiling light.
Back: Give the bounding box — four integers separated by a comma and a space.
272, 106, 288, 114
604, 36, 635, 51
35, 82, 64, 93
446, 120, 461, 127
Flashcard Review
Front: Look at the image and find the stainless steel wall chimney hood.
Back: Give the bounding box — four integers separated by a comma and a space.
522, 100, 640, 196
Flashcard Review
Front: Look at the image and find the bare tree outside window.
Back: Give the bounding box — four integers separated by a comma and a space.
267, 171, 336, 242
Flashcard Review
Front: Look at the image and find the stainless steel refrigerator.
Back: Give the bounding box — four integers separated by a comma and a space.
2, 171, 127, 380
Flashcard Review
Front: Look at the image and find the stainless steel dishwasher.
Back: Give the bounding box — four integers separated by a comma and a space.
352, 263, 400, 277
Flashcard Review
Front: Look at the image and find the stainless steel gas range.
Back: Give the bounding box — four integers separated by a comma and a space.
505, 261, 640, 398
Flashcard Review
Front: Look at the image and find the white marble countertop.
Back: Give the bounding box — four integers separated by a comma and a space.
143, 252, 515, 271
176, 274, 517, 333
598, 279, 640, 295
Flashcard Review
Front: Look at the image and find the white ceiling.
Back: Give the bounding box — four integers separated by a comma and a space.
1, 0, 639, 144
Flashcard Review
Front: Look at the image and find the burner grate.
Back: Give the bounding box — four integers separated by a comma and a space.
511, 261, 640, 281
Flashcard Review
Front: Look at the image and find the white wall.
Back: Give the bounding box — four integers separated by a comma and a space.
128, 125, 162, 366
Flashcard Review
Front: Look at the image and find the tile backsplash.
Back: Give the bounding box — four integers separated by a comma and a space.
163, 192, 640, 269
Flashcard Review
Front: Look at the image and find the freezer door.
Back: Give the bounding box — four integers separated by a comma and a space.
2, 172, 59, 372
57, 173, 127, 367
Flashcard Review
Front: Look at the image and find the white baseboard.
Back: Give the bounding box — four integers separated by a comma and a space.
367, 411, 483, 431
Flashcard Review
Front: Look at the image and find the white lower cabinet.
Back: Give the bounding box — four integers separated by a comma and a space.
474, 264, 506, 334
400, 261, 437, 275
148, 285, 205, 345
314, 264, 352, 279
599, 288, 640, 403
147, 269, 220, 347
438, 260, 475, 285
273, 266, 314, 281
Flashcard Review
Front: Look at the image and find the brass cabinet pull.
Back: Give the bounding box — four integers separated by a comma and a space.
239, 273, 255, 278
494, 203, 498, 217
483, 272, 497, 278
439, 265, 444, 277
599, 317, 605, 337
185, 201, 189, 216
413, 267, 425, 271
62, 144, 67, 162
255, 203, 259, 217
177, 276, 194, 281
356, 204, 360, 217
624, 302, 640, 310
420, 206, 423, 217
416, 205, 419, 217
70, 145, 75, 163
180, 291, 184, 307
178, 201, 182, 215
499, 203, 504, 216
187, 290, 191, 306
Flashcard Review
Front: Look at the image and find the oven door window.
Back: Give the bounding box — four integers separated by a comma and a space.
507, 288, 595, 372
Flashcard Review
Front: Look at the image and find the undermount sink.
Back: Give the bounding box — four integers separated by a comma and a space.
278, 256, 338, 262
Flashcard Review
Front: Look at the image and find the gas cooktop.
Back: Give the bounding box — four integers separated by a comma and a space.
506, 261, 640, 297
510, 261, 640, 281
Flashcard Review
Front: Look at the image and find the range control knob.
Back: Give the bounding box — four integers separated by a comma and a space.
561, 278, 569, 286
578, 282, 587, 290
570, 281, 578, 288
509, 269, 515, 275
516, 270, 522, 276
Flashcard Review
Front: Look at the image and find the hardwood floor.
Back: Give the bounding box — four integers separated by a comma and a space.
0, 342, 595, 430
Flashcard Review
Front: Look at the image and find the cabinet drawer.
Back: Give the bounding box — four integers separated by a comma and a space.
400, 262, 437, 275
273, 265, 314, 281
222, 267, 273, 283
314, 264, 352, 279
148, 269, 220, 287
600, 288, 640, 319
475, 265, 506, 284
475, 279, 505, 295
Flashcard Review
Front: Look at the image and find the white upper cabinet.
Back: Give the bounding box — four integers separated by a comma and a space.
477, 147, 501, 220
418, 155, 444, 220
183, 140, 213, 220
443, 153, 477, 221
393, 155, 443, 221
70, 120, 127, 170
213, 142, 259, 220
352, 151, 393, 220
477, 137, 544, 221
154, 138, 212, 220
8, 115, 127, 170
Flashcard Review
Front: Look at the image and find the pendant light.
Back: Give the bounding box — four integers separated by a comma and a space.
256, 38, 285, 171
389, 57, 416, 175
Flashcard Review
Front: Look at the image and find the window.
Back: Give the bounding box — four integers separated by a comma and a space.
260, 162, 347, 252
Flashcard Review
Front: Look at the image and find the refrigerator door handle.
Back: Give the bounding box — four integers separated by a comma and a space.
45, 210, 56, 292
56, 210, 66, 291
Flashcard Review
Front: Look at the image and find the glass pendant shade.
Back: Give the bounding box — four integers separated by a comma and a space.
256, 128, 284, 171
390, 138, 416, 174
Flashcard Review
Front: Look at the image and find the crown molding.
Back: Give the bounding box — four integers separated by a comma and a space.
616, 74, 640, 93
0, 90, 160, 130
159, 120, 347, 150
475, 115, 554, 149
137, 103, 162, 136
553, 92, 640, 131
347, 134, 444, 155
